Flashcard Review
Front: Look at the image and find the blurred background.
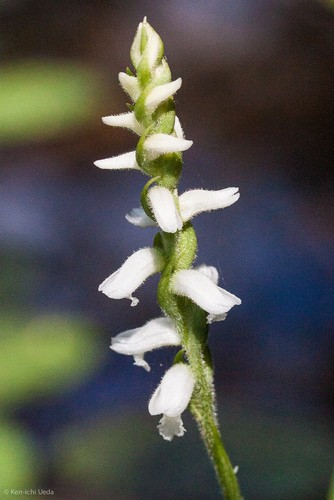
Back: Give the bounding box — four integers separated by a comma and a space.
1, 0, 333, 498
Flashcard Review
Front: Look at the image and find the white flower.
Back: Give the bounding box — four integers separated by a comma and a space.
179, 187, 240, 222
118, 72, 141, 102
102, 112, 143, 135
98, 247, 164, 306
144, 134, 193, 161
94, 151, 139, 171
110, 317, 180, 372
148, 363, 195, 441
125, 207, 155, 228
148, 186, 183, 233
145, 78, 182, 114
126, 187, 239, 231
171, 269, 241, 323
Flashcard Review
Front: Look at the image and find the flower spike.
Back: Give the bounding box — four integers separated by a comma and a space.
110, 317, 180, 372
95, 19, 243, 498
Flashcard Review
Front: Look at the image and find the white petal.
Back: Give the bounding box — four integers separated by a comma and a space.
171, 269, 241, 315
207, 312, 228, 324
98, 247, 164, 305
145, 78, 182, 114
148, 363, 195, 417
94, 151, 139, 170
110, 317, 180, 356
148, 186, 183, 233
196, 264, 219, 285
125, 207, 156, 228
174, 116, 184, 139
179, 187, 240, 222
130, 21, 144, 68
144, 134, 193, 160
133, 353, 151, 372
143, 22, 163, 70
157, 415, 186, 441
102, 112, 143, 135
118, 72, 141, 101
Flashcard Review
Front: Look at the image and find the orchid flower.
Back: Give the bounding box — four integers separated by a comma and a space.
110, 317, 180, 372
148, 363, 195, 440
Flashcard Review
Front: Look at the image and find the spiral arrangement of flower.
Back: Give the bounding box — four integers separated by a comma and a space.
95, 18, 242, 499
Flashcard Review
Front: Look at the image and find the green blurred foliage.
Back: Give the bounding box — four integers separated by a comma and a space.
0, 420, 39, 490
0, 314, 103, 407
0, 60, 103, 144
0, 313, 104, 490
53, 404, 334, 499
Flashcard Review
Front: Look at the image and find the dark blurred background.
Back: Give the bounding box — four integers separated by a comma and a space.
1, 1, 333, 499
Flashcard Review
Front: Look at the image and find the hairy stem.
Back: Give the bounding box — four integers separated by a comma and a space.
185, 327, 242, 500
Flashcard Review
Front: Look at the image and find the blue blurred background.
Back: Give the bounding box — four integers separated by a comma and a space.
1, 1, 333, 499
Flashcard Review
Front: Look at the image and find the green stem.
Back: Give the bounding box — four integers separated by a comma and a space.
185, 328, 242, 500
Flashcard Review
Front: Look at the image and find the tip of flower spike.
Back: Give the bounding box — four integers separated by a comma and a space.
143, 16, 147, 23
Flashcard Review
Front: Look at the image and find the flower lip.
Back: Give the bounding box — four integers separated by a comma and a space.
98, 247, 164, 305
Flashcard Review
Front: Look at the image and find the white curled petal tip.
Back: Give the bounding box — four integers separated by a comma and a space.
148, 186, 183, 233
94, 151, 139, 171
158, 415, 186, 441
133, 354, 151, 372
118, 72, 141, 102
125, 207, 156, 228
179, 187, 240, 222
145, 78, 182, 114
171, 269, 241, 316
144, 134, 193, 160
98, 247, 164, 305
102, 112, 143, 135
196, 264, 219, 285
